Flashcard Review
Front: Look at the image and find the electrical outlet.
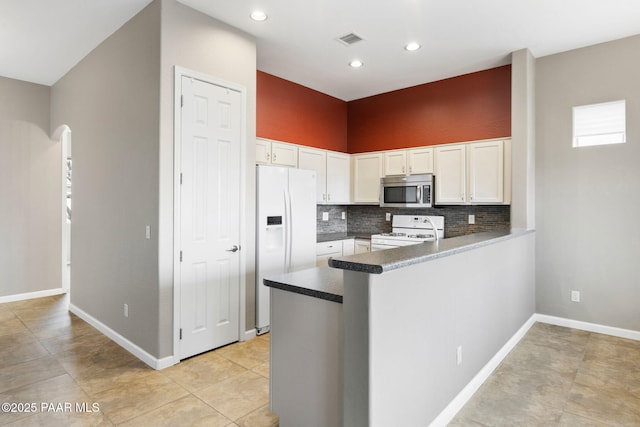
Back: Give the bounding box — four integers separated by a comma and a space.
468, 215, 475, 225
322, 212, 329, 221
571, 290, 580, 302
124, 303, 129, 318
456, 345, 463, 366
385, 213, 391, 221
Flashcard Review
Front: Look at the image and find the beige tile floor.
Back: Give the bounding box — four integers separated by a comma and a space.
451, 322, 640, 426
0, 294, 278, 426
2, 295, 639, 426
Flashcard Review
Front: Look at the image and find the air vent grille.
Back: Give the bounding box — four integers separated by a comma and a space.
337, 32, 364, 46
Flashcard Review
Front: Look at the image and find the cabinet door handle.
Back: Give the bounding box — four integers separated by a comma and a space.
266, 153, 270, 160
328, 194, 331, 201
273, 153, 277, 162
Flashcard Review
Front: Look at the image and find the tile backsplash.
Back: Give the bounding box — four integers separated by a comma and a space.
316, 205, 349, 234
317, 205, 510, 238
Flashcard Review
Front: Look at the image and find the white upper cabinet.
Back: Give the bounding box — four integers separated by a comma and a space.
298, 147, 327, 203
256, 138, 298, 167
435, 144, 467, 204
298, 147, 350, 204
468, 140, 504, 204
383, 151, 407, 176
352, 153, 383, 203
256, 138, 271, 164
383, 148, 434, 176
435, 139, 509, 205
326, 152, 350, 204
407, 147, 434, 174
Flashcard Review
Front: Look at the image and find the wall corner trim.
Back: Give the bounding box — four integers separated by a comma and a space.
69, 304, 176, 370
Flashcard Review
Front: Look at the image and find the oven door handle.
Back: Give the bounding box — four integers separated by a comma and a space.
416, 185, 422, 203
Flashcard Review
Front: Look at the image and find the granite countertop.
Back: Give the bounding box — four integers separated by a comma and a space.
317, 232, 371, 243
264, 266, 344, 303
328, 229, 534, 274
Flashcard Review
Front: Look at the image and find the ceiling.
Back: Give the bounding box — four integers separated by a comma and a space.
2, 0, 640, 101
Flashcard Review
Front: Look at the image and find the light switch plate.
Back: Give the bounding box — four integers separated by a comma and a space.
322, 212, 329, 221
468, 215, 475, 225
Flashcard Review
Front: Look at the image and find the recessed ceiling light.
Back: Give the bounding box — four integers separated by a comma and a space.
405, 42, 421, 51
349, 60, 364, 68
250, 10, 267, 21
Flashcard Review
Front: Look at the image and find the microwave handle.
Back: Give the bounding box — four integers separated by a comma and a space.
416, 185, 422, 203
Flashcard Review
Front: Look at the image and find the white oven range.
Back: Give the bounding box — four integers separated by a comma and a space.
370, 215, 444, 251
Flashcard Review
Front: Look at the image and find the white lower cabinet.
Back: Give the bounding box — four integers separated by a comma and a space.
342, 239, 355, 256
354, 239, 371, 254
316, 238, 360, 266
316, 241, 343, 267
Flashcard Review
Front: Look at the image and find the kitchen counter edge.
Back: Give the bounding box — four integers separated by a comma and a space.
328, 229, 534, 274
317, 232, 371, 243
264, 266, 344, 304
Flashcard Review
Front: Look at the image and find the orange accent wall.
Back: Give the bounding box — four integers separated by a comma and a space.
347, 66, 512, 153
257, 71, 348, 152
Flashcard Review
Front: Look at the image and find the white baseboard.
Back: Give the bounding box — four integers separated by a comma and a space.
69, 304, 175, 371
0, 288, 67, 304
430, 314, 538, 427
243, 328, 257, 341
535, 314, 640, 341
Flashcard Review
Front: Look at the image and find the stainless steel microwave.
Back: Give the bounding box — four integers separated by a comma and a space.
380, 174, 434, 208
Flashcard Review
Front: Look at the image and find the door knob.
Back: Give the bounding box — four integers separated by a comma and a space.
226, 245, 240, 252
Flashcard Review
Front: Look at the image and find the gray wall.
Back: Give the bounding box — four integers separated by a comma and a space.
48, 0, 256, 360
50, 1, 162, 356
536, 34, 640, 331
159, 0, 257, 356
0, 77, 60, 297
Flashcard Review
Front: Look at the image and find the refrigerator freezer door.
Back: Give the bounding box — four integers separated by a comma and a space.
256, 166, 288, 332
288, 168, 317, 271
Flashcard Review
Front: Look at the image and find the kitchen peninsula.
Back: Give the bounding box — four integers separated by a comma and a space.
265, 229, 535, 427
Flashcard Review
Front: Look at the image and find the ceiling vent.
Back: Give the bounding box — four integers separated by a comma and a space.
336, 32, 364, 46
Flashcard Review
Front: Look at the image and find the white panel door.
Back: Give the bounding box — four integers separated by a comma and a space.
179, 76, 241, 359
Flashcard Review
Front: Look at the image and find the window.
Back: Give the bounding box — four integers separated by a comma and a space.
572, 100, 626, 148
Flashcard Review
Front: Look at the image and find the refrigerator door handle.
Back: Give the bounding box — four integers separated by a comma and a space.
283, 188, 292, 272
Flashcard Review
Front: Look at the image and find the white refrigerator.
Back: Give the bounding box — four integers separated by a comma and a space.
256, 165, 317, 334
